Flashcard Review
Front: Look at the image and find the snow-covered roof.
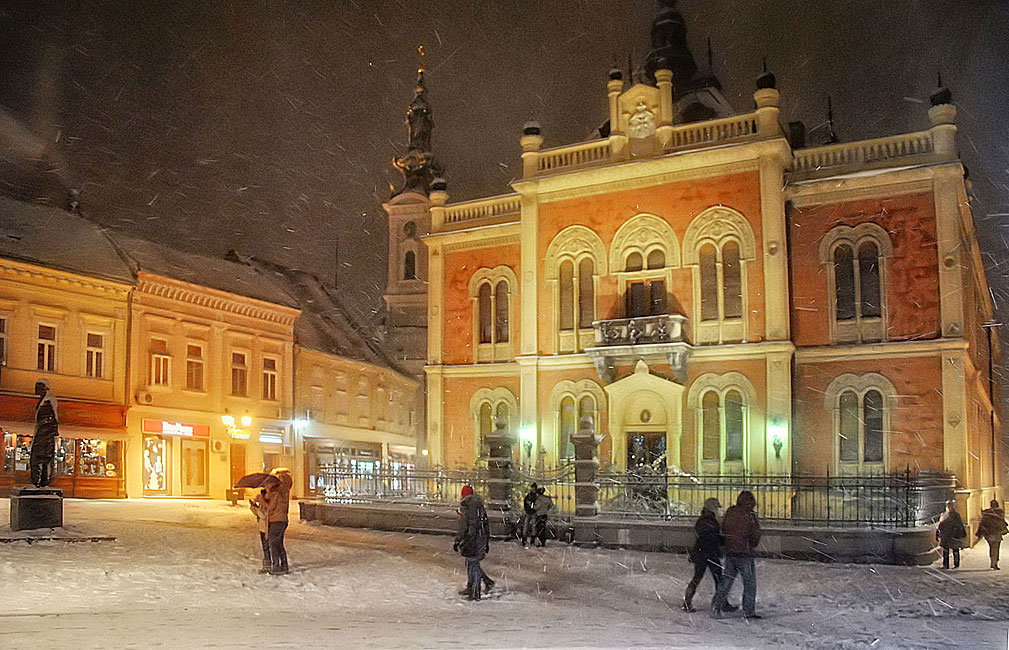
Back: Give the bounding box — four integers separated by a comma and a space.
108, 233, 299, 309
0, 196, 134, 284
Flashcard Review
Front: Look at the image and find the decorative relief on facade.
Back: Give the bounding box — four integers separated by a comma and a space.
627, 100, 656, 139
608, 214, 680, 273
544, 226, 606, 280
682, 206, 757, 264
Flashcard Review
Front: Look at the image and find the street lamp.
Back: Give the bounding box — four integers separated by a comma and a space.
241, 413, 252, 427
221, 411, 235, 427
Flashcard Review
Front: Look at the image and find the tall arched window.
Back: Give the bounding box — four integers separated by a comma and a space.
478, 283, 492, 344
548, 379, 606, 464
471, 387, 519, 462
477, 402, 493, 458
821, 224, 891, 343
556, 256, 595, 348
403, 250, 417, 280
689, 373, 754, 474
701, 391, 720, 461
578, 258, 594, 327
698, 241, 743, 323
559, 260, 574, 331
559, 396, 576, 460
722, 242, 742, 319
724, 389, 744, 461
828, 374, 893, 473
699, 244, 719, 321
470, 266, 516, 362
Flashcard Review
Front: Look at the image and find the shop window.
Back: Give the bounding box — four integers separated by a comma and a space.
143, 435, 168, 493
231, 351, 248, 396
3, 432, 32, 472
37, 324, 56, 372
186, 344, 204, 391
79, 439, 122, 477
85, 333, 104, 379
54, 438, 75, 475
150, 338, 170, 386
262, 357, 278, 401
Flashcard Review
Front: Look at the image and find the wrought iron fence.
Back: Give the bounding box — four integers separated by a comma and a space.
596, 468, 955, 528
512, 463, 577, 518
317, 464, 488, 506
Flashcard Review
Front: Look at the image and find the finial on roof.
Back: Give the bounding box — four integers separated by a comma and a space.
826, 95, 838, 144
930, 69, 952, 106
756, 59, 776, 89
645, 0, 697, 86
392, 47, 443, 196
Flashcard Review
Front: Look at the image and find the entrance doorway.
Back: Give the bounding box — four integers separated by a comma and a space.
627, 432, 666, 472
230, 443, 246, 488
181, 438, 207, 496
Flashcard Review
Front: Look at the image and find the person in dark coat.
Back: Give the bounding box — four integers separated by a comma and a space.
453, 485, 494, 600
683, 497, 737, 613
937, 500, 967, 569
262, 468, 293, 575
519, 483, 538, 547
30, 378, 59, 488
975, 499, 1007, 570
533, 487, 554, 547
712, 490, 762, 619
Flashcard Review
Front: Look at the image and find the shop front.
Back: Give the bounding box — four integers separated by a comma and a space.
0, 395, 127, 498
302, 438, 415, 497
139, 418, 210, 497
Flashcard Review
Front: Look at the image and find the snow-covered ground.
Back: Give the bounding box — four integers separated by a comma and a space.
2, 499, 1007, 650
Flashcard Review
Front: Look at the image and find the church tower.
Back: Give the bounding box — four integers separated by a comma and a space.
382, 55, 441, 377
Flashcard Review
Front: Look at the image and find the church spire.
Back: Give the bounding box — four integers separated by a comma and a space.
393, 45, 442, 196
644, 0, 697, 88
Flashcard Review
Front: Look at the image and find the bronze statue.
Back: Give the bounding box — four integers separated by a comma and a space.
30, 378, 59, 487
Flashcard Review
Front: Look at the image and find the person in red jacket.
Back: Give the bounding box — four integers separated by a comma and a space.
711, 490, 762, 620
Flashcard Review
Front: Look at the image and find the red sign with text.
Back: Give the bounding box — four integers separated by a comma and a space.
142, 419, 210, 438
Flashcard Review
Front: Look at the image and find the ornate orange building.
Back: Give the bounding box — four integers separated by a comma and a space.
387, 5, 1002, 518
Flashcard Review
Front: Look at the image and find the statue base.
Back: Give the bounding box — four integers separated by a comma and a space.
10, 486, 63, 532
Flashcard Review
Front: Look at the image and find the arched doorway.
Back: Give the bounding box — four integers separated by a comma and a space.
604, 360, 684, 471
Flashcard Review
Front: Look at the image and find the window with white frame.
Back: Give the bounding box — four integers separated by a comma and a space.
469, 266, 517, 363
683, 207, 756, 344
85, 333, 104, 378
623, 249, 668, 318
819, 223, 891, 343
687, 372, 756, 474
609, 215, 679, 323
185, 344, 204, 391
470, 387, 518, 461
825, 373, 895, 474
150, 338, 170, 386
546, 225, 606, 353
37, 324, 57, 372
231, 351, 247, 396
547, 379, 605, 463
262, 357, 278, 401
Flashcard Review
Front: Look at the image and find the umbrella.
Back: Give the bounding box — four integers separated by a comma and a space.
233, 472, 280, 489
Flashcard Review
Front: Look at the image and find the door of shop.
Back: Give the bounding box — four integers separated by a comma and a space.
230, 443, 246, 488
181, 438, 208, 496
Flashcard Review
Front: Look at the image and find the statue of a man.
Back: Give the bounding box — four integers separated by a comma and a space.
30, 378, 59, 487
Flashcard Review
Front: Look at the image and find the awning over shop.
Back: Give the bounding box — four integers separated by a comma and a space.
0, 393, 127, 439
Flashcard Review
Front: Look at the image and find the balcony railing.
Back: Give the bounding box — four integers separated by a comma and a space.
791, 130, 935, 175
591, 313, 688, 346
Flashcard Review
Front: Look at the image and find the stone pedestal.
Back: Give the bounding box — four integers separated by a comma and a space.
10, 486, 63, 531
483, 418, 516, 513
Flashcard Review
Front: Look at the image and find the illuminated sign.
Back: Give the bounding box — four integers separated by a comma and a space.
229, 429, 251, 440
142, 419, 210, 438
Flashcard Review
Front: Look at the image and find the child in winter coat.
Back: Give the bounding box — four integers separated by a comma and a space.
975, 499, 1008, 570
249, 488, 270, 573
937, 500, 967, 569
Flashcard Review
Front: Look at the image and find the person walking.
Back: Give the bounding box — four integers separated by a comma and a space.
533, 486, 554, 547
250, 488, 271, 573
683, 497, 737, 613
453, 484, 493, 601
519, 483, 538, 547
712, 490, 762, 620
262, 467, 293, 575
937, 500, 967, 570
975, 499, 1007, 570
30, 378, 59, 488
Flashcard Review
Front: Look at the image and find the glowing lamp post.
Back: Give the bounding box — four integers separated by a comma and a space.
767, 419, 787, 461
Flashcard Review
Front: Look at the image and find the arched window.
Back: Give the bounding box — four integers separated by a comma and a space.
625, 252, 643, 272
559, 260, 574, 331
826, 373, 894, 473
646, 249, 665, 270
821, 224, 891, 343
495, 401, 510, 428
471, 387, 519, 462
478, 402, 493, 458
403, 250, 417, 280
478, 282, 492, 344
684, 206, 756, 344
470, 266, 517, 362
559, 396, 576, 460
494, 281, 509, 343
578, 258, 594, 327
688, 372, 756, 474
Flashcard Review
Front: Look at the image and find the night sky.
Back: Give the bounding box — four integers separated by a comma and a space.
2, 1, 1008, 333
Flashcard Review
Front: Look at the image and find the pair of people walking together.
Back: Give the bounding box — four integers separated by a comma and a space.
684, 490, 762, 620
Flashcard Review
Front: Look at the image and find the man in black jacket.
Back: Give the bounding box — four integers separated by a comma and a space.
454, 485, 494, 600
683, 498, 736, 613
975, 499, 1007, 570
519, 483, 538, 547
30, 379, 59, 488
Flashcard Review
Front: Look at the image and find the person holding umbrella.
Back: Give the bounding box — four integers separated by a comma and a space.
249, 488, 271, 573
235, 468, 293, 575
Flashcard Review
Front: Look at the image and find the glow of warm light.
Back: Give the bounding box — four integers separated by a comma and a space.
767, 420, 787, 447
241, 414, 253, 427
221, 414, 235, 427
519, 425, 537, 444
421, 448, 429, 456
293, 419, 309, 429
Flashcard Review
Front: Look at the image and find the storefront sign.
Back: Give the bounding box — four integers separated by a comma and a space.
228, 429, 251, 440
142, 419, 210, 438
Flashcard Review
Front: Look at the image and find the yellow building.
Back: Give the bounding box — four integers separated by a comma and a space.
113, 235, 301, 499
0, 198, 133, 497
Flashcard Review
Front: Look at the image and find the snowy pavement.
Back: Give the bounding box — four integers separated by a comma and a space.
2, 499, 1007, 650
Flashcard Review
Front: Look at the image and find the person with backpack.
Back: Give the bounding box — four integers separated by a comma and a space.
975, 499, 1007, 570
937, 500, 967, 570
453, 484, 494, 600
683, 497, 737, 613
533, 486, 554, 547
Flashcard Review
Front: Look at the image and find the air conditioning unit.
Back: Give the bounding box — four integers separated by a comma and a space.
212, 440, 226, 454
136, 390, 154, 405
